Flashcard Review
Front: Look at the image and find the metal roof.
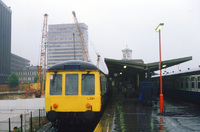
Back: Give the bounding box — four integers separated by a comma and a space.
47, 60, 100, 71
105, 56, 192, 77
145, 56, 192, 71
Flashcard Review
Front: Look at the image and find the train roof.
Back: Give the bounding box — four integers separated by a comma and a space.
152, 67, 200, 78
47, 60, 101, 72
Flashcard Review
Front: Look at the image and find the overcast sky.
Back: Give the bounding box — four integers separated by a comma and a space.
2, 0, 200, 72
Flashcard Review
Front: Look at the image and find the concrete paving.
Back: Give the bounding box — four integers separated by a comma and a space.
94, 91, 200, 132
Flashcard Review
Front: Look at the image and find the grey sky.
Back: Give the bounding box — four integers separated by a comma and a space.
2, 0, 200, 72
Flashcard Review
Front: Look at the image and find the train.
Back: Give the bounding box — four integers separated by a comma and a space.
152, 67, 200, 104
45, 60, 110, 125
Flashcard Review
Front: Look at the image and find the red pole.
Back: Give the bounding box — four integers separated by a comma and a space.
159, 30, 164, 113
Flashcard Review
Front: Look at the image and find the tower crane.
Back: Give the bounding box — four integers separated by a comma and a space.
72, 11, 90, 62
37, 14, 48, 97
91, 42, 101, 67
72, 11, 101, 67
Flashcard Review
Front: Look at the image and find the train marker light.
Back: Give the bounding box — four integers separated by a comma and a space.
86, 103, 91, 108
53, 103, 58, 108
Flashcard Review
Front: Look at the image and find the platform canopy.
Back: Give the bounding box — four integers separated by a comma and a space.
105, 56, 192, 77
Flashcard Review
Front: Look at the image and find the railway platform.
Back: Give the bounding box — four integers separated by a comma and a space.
94, 91, 200, 132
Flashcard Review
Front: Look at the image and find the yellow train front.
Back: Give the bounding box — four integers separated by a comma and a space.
45, 60, 109, 124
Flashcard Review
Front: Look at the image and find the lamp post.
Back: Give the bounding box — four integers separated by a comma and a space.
155, 23, 164, 113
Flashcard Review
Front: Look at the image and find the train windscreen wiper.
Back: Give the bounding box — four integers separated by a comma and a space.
82, 71, 90, 80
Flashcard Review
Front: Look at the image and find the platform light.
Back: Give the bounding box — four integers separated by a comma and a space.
155, 23, 164, 113
123, 65, 127, 69
155, 23, 164, 32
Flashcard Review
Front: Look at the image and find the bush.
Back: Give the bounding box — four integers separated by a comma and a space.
7, 73, 19, 88
34, 74, 38, 83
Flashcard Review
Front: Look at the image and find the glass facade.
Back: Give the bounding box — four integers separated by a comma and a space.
47, 23, 88, 68
0, 1, 12, 84
11, 53, 30, 73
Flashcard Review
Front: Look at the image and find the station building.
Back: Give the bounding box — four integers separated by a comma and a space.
47, 23, 88, 68
0, 0, 12, 84
105, 47, 192, 96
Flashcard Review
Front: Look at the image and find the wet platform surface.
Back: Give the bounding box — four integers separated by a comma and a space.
94, 92, 200, 132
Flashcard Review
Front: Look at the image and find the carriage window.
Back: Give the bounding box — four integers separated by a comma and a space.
65, 74, 78, 95
198, 77, 200, 89
101, 74, 107, 95
185, 78, 189, 88
82, 74, 95, 95
191, 77, 196, 88
50, 74, 62, 95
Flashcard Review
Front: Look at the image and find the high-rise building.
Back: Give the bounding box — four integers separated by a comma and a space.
0, 0, 12, 84
47, 23, 88, 68
11, 53, 30, 73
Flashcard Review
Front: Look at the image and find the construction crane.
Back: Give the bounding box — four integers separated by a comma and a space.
90, 41, 101, 67
37, 14, 48, 97
72, 11, 90, 62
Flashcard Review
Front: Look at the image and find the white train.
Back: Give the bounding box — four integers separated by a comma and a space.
152, 67, 200, 104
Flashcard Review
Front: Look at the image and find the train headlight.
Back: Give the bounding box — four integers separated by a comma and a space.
53, 103, 58, 108
86, 103, 91, 108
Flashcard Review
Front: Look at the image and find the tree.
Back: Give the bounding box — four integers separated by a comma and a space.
34, 74, 38, 83
7, 73, 19, 88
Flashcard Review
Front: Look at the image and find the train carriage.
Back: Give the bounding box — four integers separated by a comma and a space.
152, 68, 200, 104
45, 60, 110, 123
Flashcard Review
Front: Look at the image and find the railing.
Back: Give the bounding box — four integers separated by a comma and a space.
0, 108, 47, 132
0, 84, 30, 92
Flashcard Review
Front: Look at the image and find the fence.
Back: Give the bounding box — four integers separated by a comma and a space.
0, 84, 30, 92
0, 108, 46, 132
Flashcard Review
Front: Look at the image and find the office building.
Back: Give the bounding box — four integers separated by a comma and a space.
11, 53, 30, 73
16, 65, 38, 84
0, 0, 12, 84
47, 23, 88, 68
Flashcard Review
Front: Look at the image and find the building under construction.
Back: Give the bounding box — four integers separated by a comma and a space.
47, 23, 88, 68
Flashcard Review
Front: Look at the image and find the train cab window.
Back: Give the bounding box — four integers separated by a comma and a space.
65, 74, 78, 95
82, 74, 95, 95
50, 74, 62, 95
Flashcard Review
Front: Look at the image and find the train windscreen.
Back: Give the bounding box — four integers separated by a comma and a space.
50, 74, 62, 95
65, 74, 78, 95
82, 74, 95, 95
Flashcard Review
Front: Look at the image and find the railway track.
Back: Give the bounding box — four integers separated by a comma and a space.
37, 123, 58, 132
37, 119, 98, 132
